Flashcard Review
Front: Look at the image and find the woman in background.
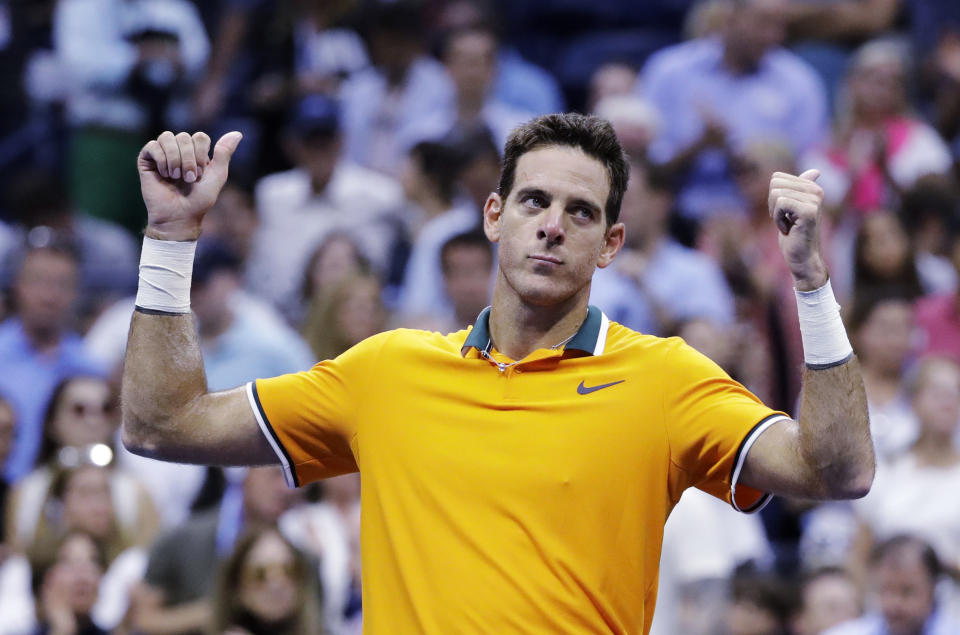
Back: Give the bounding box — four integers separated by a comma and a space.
5, 375, 157, 553
302, 272, 388, 361
210, 527, 322, 635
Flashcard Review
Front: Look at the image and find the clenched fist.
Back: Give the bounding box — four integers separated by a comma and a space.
768, 169, 828, 291
137, 130, 243, 241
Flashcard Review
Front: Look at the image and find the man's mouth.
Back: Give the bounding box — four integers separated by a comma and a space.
528, 255, 562, 265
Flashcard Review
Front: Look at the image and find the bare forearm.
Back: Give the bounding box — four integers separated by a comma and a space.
121, 309, 272, 465
121, 310, 207, 454
797, 356, 874, 498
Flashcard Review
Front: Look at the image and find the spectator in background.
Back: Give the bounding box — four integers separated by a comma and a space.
248, 94, 403, 318
650, 488, 773, 635
850, 357, 960, 585
589, 161, 735, 335
54, 0, 209, 235
805, 40, 952, 219
302, 272, 387, 361
915, 207, 960, 362
300, 233, 371, 311
339, 1, 454, 176
209, 527, 322, 635
0, 463, 150, 631
5, 375, 158, 554
0, 241, 104, 482
398, 129, 499, 323
898, 177, 959, 297
438, 231, 494, 332
928, 28, 960, 171
206, 0, 368, 180
280, 473, 360, 635
724, 570, 794, 635
437, 23, 533, 152
826, 535, 960, 634
591, 93, 660, 163
28, 531, 109, 635
3, 169, 138, 324
851, 210, 924, 306
189, 240, 315, 389
129, 466, 296, 635
640, 0, 828, 219
435, 0, 564, 116
847, 292, 918, 460
698, 140, 812, 409
586, 63, 639, 115
399, 141, 469, 239
0, 0, 65, 202
791, 567, 863, 635
201, 183, 260, 283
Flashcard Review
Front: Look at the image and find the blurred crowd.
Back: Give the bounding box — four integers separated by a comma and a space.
2, 0, 960, 633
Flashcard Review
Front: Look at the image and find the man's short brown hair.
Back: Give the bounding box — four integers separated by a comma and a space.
497, 113, 629, 226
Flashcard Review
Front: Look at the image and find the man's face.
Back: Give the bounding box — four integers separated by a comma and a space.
13, 249, 77, 333
47, 533, 103, 616
444, 30, 497, 100
484, 146, 623, 307
202, 187, 259, 261
617, 164, 671, 249
725, 0, 786, 70
798, 574, 861, 635
292, 134, 341, 191
443, 244, 493, 322
874, 552, 936, 635
190, 270, 239, 333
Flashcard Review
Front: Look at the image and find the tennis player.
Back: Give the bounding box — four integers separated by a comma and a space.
122, 115, 873, 634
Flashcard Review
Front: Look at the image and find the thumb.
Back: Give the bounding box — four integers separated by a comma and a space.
206, 131, 243, 182
798, 168, 820, 182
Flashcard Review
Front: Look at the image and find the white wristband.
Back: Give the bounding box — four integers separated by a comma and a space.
135, 237, 197, 314
795, 280, 853, 368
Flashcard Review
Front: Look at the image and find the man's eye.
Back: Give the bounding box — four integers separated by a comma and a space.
573, 207, 592, 219
524, 195, 546, 207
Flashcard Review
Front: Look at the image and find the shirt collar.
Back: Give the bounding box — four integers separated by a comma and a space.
461, 305, 610, 357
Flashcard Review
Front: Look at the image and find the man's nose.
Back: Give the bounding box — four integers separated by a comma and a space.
536, 206, 565, 245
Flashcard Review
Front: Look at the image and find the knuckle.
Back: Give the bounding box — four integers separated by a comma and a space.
175, 131, 192, 142
158, 130, 175, 141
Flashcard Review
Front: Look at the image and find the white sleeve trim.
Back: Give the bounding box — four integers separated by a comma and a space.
245, 382, 297, 489
730, 414, 789, 513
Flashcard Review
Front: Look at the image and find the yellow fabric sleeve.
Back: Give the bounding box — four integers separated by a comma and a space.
659, 336, 786, 511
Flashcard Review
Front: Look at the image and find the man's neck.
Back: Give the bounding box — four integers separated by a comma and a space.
721, 44, 758, 76
487, 277, 590, 361
22, 322, 62, 354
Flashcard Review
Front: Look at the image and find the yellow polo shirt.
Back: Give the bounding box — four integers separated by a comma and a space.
247, 306, 785, 634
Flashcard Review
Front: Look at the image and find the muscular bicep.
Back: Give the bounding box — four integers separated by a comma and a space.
738, 418, 821, 499
121, 384, 277, 466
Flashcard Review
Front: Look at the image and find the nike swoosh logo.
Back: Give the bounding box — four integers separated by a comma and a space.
577, 380, 625, 395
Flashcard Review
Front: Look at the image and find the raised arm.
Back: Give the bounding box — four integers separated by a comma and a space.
121, 130, 276, 466
739, 170, 875, 500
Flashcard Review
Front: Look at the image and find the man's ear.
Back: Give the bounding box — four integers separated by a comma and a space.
597, 222, 625, 268
483, 193, 503, 243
